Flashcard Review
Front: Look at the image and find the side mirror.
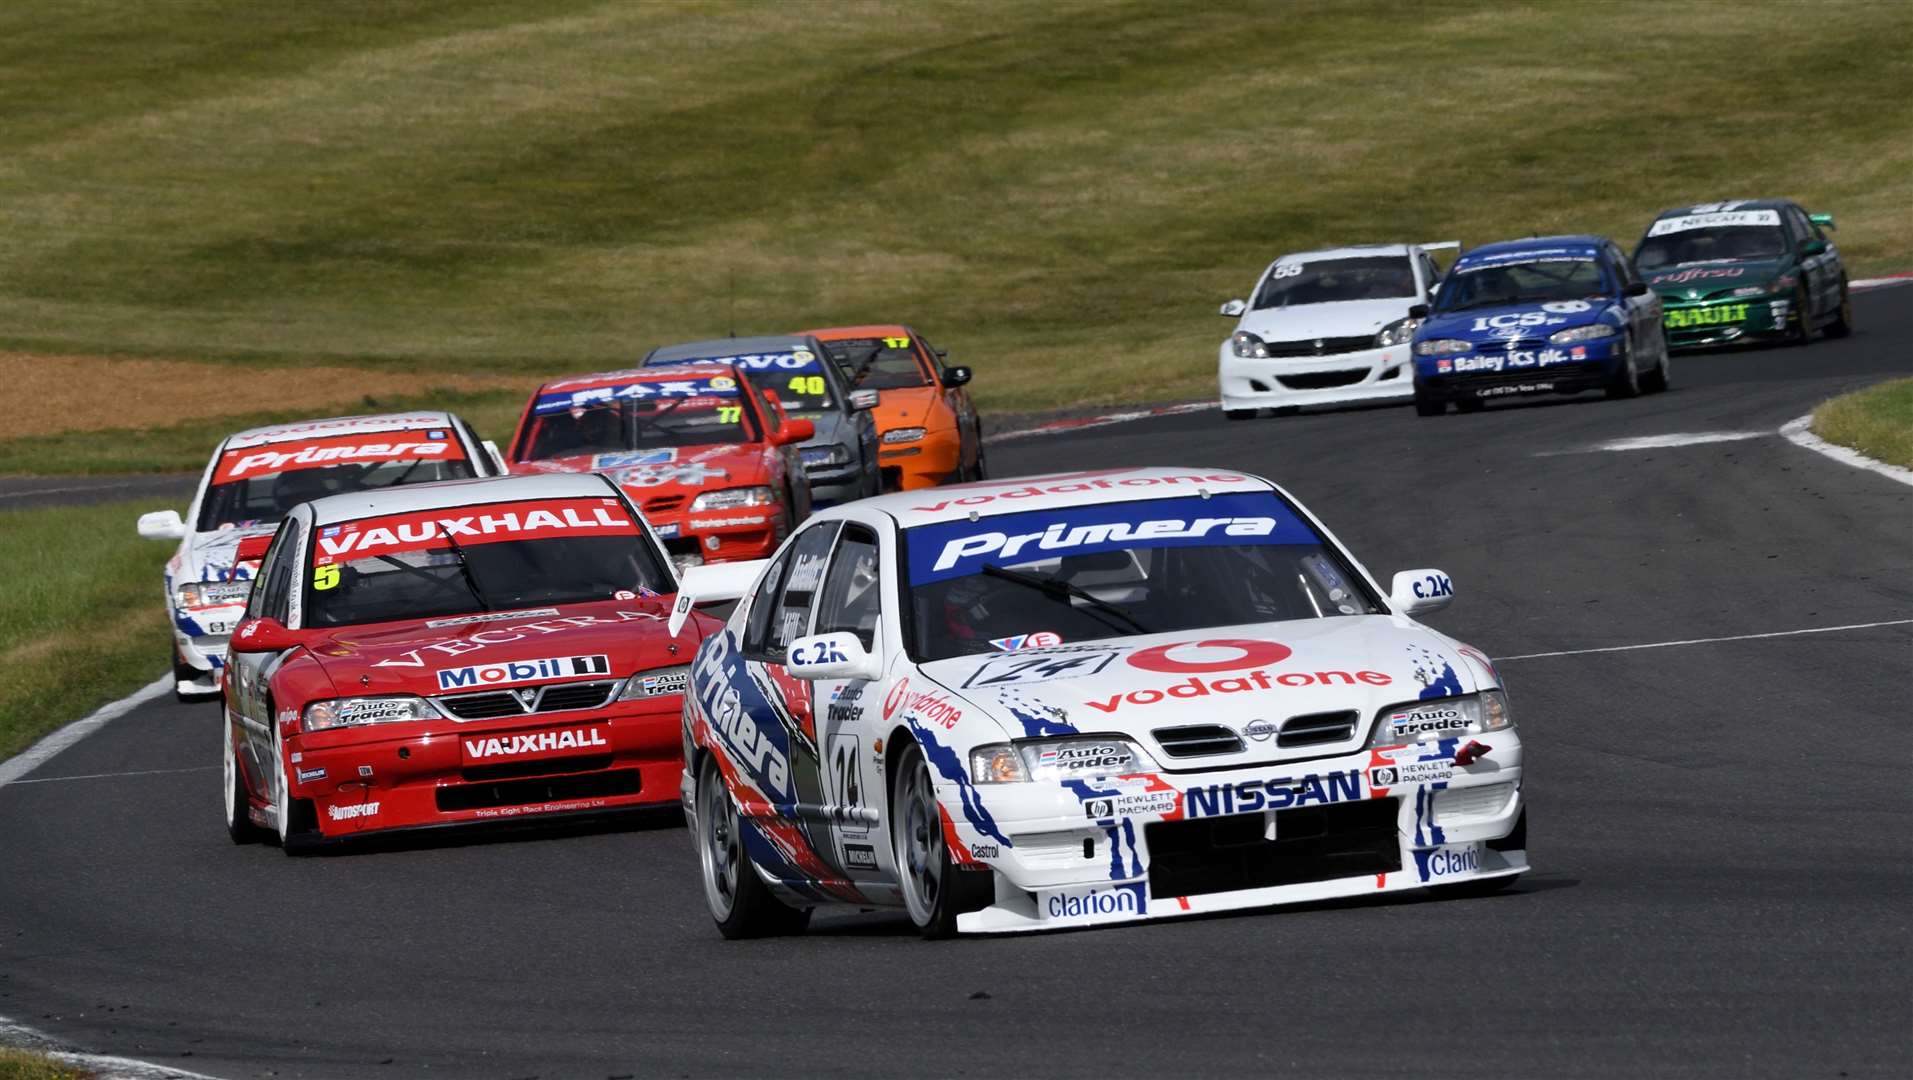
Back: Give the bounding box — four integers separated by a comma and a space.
848, 388, 879, 412
235, 533, 276, 565
1800, 238, 1827, 257
1408, 303, 1431, 319
1219, 299, 1247, 318
1389, 569, 1454, 616
137, 509, 187, 541
941, 365, 972, 388
1624, 280, 1649, 297
773, 418, 816, 445
482, 439, 509, 475
230, 617, 307, 654
785, 631, 884, 682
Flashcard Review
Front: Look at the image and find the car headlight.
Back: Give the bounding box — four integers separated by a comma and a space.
1415, 338, 1473, 356
969, 737, 1160, 784
302, 695, 437, 732
1547, 323, 1619, 344
800, 445, 852, 468
882, 427, 927, 444
1231, 331, 1270, 359
688, 486, 775, 512
1369, 689, 1512, 746
617, 665, 690, 700
1374, 316, 1421, 348
176, 581, 253, 608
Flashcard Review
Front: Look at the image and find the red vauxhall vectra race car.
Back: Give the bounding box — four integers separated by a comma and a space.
220, 473, 720, 852
506, 364, 815, 574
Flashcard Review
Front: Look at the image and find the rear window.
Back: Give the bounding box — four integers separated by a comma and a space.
199, 429, 475, 531
819, 336, 932, 390
518, 375, 758, 462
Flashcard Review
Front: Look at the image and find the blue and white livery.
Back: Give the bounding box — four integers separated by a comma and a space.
673, 467, 1528, 937
1409, 235, 1669, 415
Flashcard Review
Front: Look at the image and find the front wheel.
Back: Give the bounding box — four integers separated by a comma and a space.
695, 753, 810, 939
1789, 285, 1815, 346
1605, 339, 1641, 399
891, 744, 991, 938
1641, 338, 1671, 394
1826, 281, 1854, 338
222, 722, 265, 845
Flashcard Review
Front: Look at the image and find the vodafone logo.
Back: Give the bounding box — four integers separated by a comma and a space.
1128, 639, 1292, 673
883, 677, 910, 722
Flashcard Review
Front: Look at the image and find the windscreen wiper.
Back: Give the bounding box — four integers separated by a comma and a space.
438, 532, 493, 612
979, 564, 1151, 636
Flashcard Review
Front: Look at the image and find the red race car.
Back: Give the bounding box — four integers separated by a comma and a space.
507, 364, 814, 573
220, 473, 720, 851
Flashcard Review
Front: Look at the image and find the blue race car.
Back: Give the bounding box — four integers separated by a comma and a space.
1408, 236, 1669, 415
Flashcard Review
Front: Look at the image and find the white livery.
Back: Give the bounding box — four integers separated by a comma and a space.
1217, 242, 1457, 417
676, 467, 1527, 937
137, 412, 503, 699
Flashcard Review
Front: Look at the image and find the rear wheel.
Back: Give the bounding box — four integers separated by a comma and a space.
891, 743, 992, 939
1826, 280, 1854, 338
696, 753, 810, 939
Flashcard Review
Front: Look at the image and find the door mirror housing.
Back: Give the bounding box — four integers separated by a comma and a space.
848, 388, 880, 412
230, 617, 307, 654
940, 365, 973, 388
1219, 299, 1247, 318
785, 631, 884, 681
1799, 238, 1827, 257
772, 418, 816, 446
1623, 280, 1649, 297
137, 509, 187, 541
1408, 303, 1431, 320
1389, 569, 1455, 616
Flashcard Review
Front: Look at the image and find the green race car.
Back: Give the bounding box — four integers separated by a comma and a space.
1632, 199, 1852, 351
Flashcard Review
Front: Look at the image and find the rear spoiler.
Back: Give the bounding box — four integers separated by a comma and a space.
1417, 240, 1461, 253
1809, 212, 1836, 231
667, 558, 769, 637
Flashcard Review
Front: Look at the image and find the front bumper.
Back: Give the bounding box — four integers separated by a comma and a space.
942, 731, 1525, 933
1415, 338, 1622, 402
1218, 342, 1414, 411
1659, 295, 1791, 350
281, 694, 686, 840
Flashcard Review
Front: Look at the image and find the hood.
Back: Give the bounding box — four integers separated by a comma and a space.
517, 444, 772, 499
176, 521, 279, 586
1645, 257, 1790, 298
920, 617, 1484, 766
874, 387, 946, 433
303, 598, 694, 698
1418, 298, 1617, 342
1233, 297, 1417, 342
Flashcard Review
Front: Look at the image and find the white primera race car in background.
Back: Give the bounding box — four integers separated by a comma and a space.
672, 467, 1526, 937
136, 412, 504, 700
1217, 241, 1458, 418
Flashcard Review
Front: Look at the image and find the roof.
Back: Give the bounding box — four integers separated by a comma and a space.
1654, 199, 1788, 218
822, 467, 1277, 529
1453, 235, 1606, 266
539, 363, 735, 393
223, 412, 459, 450
305, 472, 618, 527
1273, 243, 1417, 263
647, 335, 817, 363
802, 324, 910, 341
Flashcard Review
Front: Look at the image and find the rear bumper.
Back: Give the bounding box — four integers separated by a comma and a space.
283, 699, 686, 839
651, 509, 781, 571
1660, 296, 1792, 350
1218, 342, 1414, 410
880, 431, 963, 490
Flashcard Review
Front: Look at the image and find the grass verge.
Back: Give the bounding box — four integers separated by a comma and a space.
0, 500, 173, 761
0, 1047, 87, 1080
1811, 377, 1913, 470
0, 0, 1909, 422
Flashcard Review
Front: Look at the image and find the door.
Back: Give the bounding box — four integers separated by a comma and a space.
230, 518, 301, 809
1789, 206, 1837, 319
806, 523, 890, 881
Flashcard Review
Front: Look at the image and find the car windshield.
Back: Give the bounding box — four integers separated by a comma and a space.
1635, 225, 1787, 269
1434, 258, 1607, 312
1252, 256, 1418, 309
668, 353, 837, 413
198, 429, 477, 531
303, 496, 673, 627
819, 336, 932, 390
520, 376, 758, 462
902, 491, 1382, 661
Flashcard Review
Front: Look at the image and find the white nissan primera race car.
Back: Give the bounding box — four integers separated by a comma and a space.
1217, 242, 1457, 418
136, 412, 504, 700
671, 467, 1526, 938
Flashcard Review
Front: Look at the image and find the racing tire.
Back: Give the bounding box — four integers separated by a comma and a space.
1224, 409, 1257, 421
695, 753, 811, 939
1413, 394, 1444, 417
222, 722, 266, 845
1604, 339, 1641, 400
270, 728, 320, 856
1454, 398, 1485, 414
1789, 285, 1815, 346
891, 743, 992, 939
1826, 281, 1854, 338
1641, 341, 1670, 394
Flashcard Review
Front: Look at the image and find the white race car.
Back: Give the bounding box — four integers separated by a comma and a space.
136, 412, 505, 700
672, 467, 1527, 937
1217, 242, 1457, 417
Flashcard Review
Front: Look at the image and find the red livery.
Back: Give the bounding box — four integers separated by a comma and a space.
220, 473, 719, 852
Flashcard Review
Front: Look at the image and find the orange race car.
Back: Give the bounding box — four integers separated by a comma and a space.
803, 324, 985, 491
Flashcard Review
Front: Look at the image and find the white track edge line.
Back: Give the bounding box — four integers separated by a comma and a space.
0, 673, 171, 788
1496, 617, 1913, 661
0, 1016, 223, 1080
1780, 414, 1913, 489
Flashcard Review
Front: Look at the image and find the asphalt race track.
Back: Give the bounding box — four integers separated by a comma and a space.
4, 290, 1911, 1079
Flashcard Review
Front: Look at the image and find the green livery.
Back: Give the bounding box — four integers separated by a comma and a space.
1631, 199, 1852, 351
